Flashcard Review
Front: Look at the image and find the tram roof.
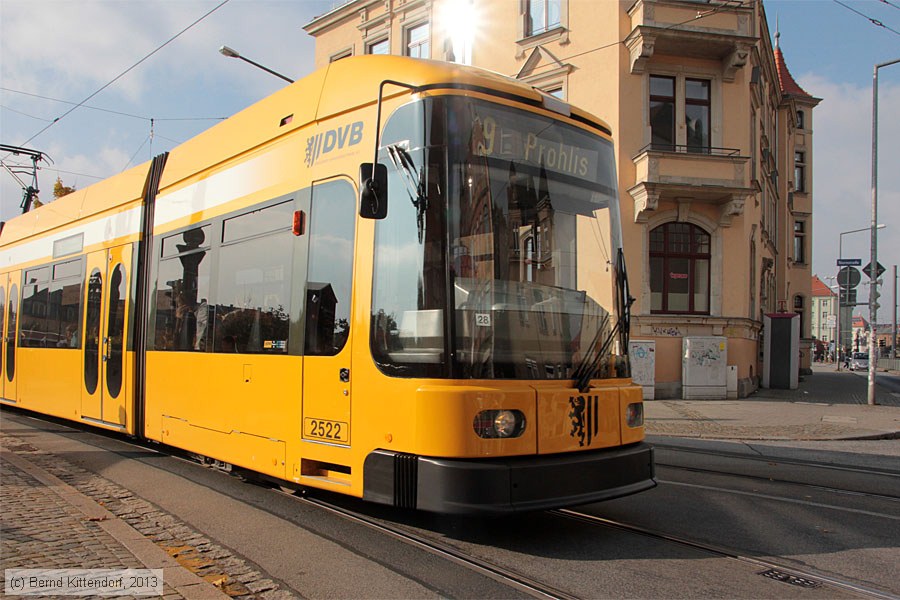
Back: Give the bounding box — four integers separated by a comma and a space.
1, 56, 611, 248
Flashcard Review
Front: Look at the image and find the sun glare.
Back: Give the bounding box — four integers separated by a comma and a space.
439, 0, 478, 65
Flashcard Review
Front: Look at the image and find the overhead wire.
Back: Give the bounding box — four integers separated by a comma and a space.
1, 87, 227, 123
123, 136, 152, 171
0, 104, 55, 122
16, 0, 231, 148
832, 0, 900, 35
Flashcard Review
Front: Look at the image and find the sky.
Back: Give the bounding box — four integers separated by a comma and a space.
1, 0, 898, 325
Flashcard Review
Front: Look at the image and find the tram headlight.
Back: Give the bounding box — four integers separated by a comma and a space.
625, 403, 644, 428
473, 409, 526, 439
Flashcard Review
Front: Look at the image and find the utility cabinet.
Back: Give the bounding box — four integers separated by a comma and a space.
763, 313, 800, 389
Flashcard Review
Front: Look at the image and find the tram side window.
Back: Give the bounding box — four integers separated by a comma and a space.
156, 225, 212, 351
20, 259, 83, 348
214, 201, 293, 354
20, 267, 50, 347
305, 180, 355, 356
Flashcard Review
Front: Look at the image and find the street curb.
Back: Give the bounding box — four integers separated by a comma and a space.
1, 450, 229, 600
645, 431, 900, 442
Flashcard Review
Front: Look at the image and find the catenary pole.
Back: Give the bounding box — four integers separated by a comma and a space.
869, 58, 900, 405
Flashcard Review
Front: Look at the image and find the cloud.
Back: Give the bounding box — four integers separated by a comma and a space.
1, 0, 328, 222
800, 73, 900, 319
1, 1, 161, 100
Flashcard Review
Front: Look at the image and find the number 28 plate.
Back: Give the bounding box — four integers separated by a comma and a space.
304, 418, 349, 443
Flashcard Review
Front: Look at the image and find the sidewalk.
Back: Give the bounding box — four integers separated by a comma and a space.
645, 364, 900, 441
0, 434, 230, 599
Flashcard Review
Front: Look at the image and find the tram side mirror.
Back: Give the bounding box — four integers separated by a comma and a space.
359, 163, 388, 219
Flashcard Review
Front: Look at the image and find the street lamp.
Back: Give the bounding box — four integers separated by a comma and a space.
218, 45, 294, 84
868, 57, 900, 405
836, 224, 885, 371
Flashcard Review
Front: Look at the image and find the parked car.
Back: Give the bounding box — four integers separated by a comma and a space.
849, 352, 869, 371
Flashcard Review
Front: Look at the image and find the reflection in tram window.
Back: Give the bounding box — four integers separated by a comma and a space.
155, 226, 211, 351
106, 264, 126, 398
305, 181, 355, 356
84, 270, 102, 394
19, 259, 83, 349
215, 230, 292, 354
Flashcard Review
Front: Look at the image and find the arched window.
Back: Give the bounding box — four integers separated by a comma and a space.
650, 222, 710, 314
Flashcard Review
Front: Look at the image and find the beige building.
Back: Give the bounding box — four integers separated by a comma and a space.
305, 0, 820, 398
810, 274, 837, 354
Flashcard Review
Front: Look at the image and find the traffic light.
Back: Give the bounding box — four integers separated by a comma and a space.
880, 338, 886, 348
871, 282, 881, 311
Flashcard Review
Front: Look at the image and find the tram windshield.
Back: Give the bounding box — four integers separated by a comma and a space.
371, 96, 626, 380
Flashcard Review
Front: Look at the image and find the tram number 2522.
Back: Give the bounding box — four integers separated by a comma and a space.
304, 418, 349, 443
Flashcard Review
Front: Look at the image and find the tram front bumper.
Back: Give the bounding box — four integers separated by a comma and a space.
363, 442, 656, 515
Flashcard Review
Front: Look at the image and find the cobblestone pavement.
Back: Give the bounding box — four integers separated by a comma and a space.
644, 365, 900, 440
749, 364, 900, 407
1, 432, 298, 599
644, 400, 863, 440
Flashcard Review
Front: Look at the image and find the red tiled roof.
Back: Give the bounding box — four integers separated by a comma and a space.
852, 315, 869, 328
774, 44, 814, 100
811, 275, 835, 297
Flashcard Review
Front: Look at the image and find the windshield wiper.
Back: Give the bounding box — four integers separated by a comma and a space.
386, 144, 427, 243
572, 248, 634, 393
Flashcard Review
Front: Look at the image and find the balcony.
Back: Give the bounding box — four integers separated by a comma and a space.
628, 144, 753, 226
625, 0, 757, 81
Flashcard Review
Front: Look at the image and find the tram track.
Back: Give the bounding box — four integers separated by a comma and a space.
550, 508, 898, 600
656, 463, 900, 504
6, 409, 899, 599
653, 443, 900, 478
289, 493, 579, 600
653, 444, 900, 502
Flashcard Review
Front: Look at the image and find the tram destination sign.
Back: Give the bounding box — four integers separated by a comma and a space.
836, 258, 862, 266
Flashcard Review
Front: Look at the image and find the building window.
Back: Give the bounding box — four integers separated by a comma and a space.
794, 295, 804, 335
542, 85, 564, 99
526, 0, 561, 36
649, 75, 675, 151
405, 22, 429, 58
797, 109, 805, 129
367, 38, 389, 55
793, 220, 806, 264
649, 222, 711, 314
685, 79, 710, 152
330, 48, 353, 62
794, 150, 806, 193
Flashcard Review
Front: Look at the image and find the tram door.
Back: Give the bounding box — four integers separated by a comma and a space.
1, 272, 20, 402
301, 180, 356, 446
81, 245, 132, 428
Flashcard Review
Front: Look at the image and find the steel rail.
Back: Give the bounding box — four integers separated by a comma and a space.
656, 462, 900, 503
295, 495, 578, 600
653, 443, 900, 477
551, 509, 897, 600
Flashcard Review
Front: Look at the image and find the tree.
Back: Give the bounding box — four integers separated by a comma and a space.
53, 177, 76, 199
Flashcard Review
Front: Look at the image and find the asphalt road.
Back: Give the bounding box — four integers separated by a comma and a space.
3, 412, 898, 599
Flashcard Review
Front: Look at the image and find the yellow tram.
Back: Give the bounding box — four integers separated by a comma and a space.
0, 56, 654, 513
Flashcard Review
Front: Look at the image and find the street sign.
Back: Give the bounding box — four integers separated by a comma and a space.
837, 266, 861, 288
840, 288, 858, 305
863, 261, 885, 279
836, 258, 862, 266
826, 315, 836, 328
